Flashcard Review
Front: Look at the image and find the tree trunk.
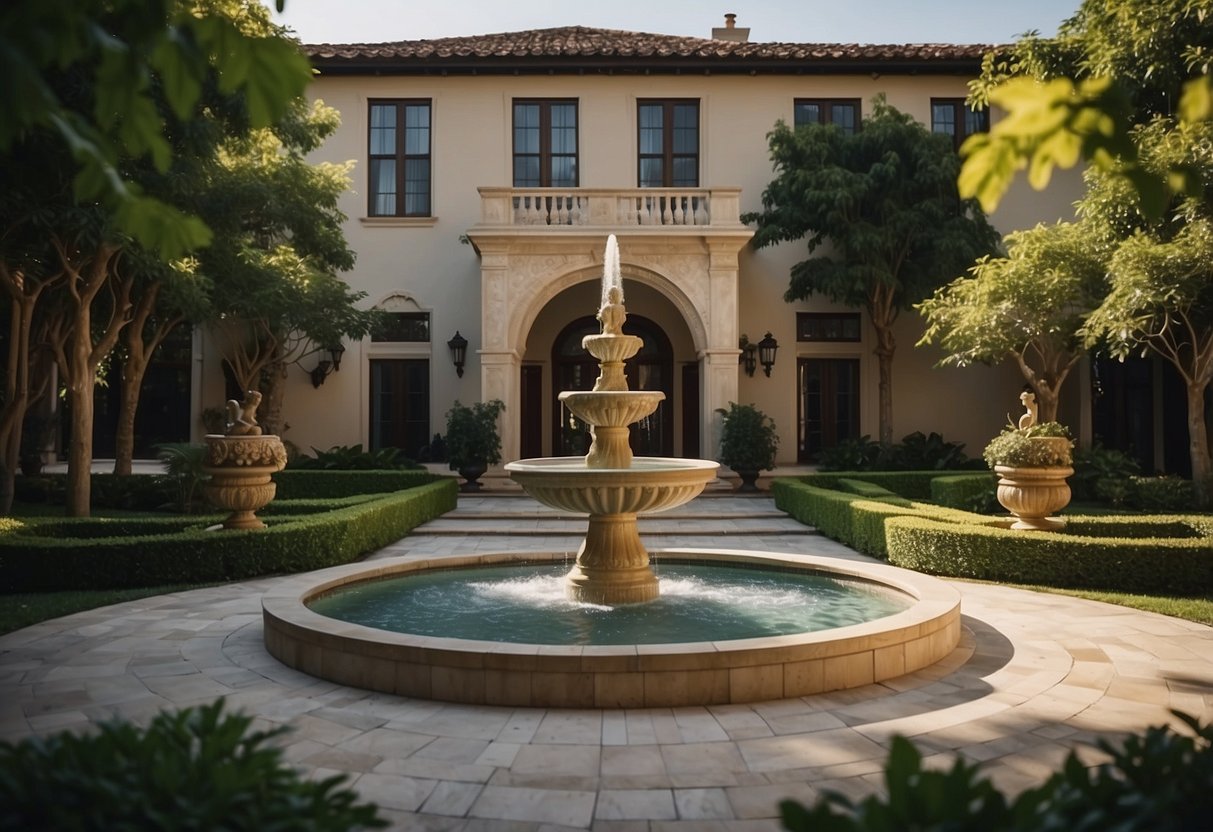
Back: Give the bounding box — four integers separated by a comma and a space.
873, 322, 896, 447
258, 360, 288, 437
112, 354, 148, 477
1187, 384, 1211, 504
65, 322, 96, 517
1033, 383, 1060, 424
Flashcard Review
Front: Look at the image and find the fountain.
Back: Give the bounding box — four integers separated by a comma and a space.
505, 236, 718, 604
261, 236, 962, 708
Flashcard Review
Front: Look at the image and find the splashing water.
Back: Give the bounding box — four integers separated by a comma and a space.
601, 233, 623, 309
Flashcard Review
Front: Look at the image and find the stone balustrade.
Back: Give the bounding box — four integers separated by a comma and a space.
477, 187, 745, 229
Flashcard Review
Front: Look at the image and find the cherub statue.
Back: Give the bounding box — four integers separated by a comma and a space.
1018, 390, 1038, 430
225, 390, 263, 436
597, 285, 626, 336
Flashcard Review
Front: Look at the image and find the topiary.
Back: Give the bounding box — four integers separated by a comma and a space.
716, 402, 779, 472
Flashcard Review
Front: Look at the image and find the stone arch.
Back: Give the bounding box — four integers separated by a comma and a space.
509, 262, 708, 357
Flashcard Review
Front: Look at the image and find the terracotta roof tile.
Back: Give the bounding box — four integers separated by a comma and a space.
306, 26, 995, 70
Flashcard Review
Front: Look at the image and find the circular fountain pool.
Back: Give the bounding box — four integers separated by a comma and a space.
262, 549, 962, 708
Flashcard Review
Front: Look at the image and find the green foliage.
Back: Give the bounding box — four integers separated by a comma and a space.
289, 444, 421, 471
445, 399, 505, 469
0, 479, 456, 591
886, 514, 1213, 595
716, 402, 779, 471
983, 423, 1074, 468
1130, 475, 1199, 512
155, 442, 209, 512
0, 699, 386, 831
0, 0, 312, 257
818, 432, 971, 472
961, 0, 1213, 217
1072, 443, 1141, 501
782, 712, 1213, 832
917, 222, 1108, 417
817, 435, 883, 471
273, 470, 441, 499
931, 473, 999, 513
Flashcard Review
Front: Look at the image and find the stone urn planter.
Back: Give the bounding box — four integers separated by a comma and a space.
716, 402, 778, 493
984, 394, 1073, 531
203, 391, 287, 530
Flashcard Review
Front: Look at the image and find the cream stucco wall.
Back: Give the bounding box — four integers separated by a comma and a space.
252, 66, 1083, 463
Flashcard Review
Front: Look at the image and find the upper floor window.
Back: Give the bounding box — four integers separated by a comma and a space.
637, 100, 699, 187
513, 100, 578, 188
794, 99, 860, 134
931, 99, 989, 150
368, 100, 431, 217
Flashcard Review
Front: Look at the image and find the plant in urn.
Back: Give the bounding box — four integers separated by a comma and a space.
203, 391, 287, 530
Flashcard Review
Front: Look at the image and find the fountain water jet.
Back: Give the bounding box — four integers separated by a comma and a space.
506, 234, 718, 604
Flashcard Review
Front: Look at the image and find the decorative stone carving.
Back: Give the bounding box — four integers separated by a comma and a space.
203, 391, 286, 530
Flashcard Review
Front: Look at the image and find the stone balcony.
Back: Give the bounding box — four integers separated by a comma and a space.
473, 186, 747, 234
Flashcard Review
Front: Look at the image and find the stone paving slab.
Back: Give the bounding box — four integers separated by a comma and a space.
2, 494, 1212, 831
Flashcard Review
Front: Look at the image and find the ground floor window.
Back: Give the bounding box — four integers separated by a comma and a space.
798, 357, 860, 462
369, 359, 429, 459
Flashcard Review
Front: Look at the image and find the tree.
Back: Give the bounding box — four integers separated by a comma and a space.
744, 99, 1000, 445
0, 0, 311, 258
917, 222, 1108, 422
199, 102, 375, 437
960, 0, 1213, 216
1079, 120, 1213, 495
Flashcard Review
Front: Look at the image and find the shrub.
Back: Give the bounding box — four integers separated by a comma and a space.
273, 469, 442, 499
0, 699, 386, 831
818, 435, 882, 471
1131, 475, 1198, 512
877, 430, 970, 471
983, 422, 1073, 468
930, 472, 998, 512
1072, 444, 1140, 501
782, 712, 1213, 832
0, 479, 457, 591
289, 444, 420, 471
885, 514, 1213, 595
716, 402, 779, 471
445, 399, 505, 469
155, 442, 209, 512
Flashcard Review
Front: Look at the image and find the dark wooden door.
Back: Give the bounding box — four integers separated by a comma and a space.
798, 358, 860, 462
369, 359, 430, 458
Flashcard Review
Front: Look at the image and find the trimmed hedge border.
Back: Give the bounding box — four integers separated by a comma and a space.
0, 479, 457, 592
773, 471, 1213, 595
886, 515, 1213, 595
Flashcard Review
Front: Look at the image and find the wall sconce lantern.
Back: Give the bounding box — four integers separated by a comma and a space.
738, 334, 758, 377
309, 343, 346, 388
447, 331, 469, 377
757, 332, 779, 377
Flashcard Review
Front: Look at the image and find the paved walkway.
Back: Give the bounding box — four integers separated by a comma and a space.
3, 493, 1213, 831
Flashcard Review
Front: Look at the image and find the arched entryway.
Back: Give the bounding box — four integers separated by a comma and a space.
550, 314, 674, 457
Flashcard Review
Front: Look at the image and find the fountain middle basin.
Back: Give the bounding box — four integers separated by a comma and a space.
262, 549, 961, 708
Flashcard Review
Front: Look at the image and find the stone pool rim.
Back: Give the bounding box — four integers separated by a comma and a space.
262, 549, 963, 708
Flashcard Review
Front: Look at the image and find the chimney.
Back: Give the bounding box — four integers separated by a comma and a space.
711, 12, 750, 42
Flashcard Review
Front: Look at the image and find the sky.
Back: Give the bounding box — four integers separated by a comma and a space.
264, 0, 1081, 46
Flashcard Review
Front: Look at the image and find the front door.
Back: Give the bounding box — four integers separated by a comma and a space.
552, 314, 674, 457
798, 358, 860, 462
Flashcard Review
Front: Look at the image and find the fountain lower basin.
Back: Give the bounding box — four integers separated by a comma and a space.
262, 549, 962, 708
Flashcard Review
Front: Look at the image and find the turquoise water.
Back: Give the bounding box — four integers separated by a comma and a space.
308, 562, 909, 645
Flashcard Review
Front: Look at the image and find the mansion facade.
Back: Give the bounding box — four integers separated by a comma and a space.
181, 17, 1185, 472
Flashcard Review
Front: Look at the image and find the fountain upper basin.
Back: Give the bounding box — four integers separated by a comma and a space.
505, 456, 718, 515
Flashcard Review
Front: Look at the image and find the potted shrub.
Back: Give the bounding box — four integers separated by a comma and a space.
716, 402, 779, 492
445, 399, 505, 492
983, 421, 1074, 530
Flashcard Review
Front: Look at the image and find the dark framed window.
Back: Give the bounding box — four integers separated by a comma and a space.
513, 100, 578, 187
368, 100, 431, 217
637, 99, 699, 187
794, 98, 860, 134
797, 312, 861, 342
931, 98, 989, 150
371, 312, 430, 343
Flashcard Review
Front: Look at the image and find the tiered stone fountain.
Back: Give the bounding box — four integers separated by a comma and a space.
262, 235, 963, 708
506, 236, 718, 603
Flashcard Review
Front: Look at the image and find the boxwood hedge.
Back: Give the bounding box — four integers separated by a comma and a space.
0, 479, 457, 592
773, 472, 1213, 594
